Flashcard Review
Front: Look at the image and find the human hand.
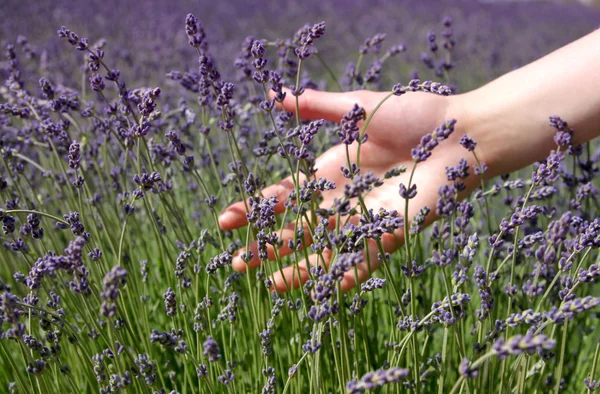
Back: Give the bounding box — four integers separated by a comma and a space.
218, 88, 476, 291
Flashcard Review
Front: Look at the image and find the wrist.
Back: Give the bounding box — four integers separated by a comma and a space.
446, 85, 550, 180
446, 91, 499, 180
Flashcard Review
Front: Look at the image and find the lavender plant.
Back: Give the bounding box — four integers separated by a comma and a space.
1, 7, 600, 394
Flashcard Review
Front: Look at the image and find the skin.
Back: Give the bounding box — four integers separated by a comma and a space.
218, 29, 600, 292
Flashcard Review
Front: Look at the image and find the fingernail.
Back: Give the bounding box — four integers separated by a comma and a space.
231, 255, 246, 272
218, 210, 237, 224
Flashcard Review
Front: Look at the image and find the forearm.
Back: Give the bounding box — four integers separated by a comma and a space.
451, 28, 600, 178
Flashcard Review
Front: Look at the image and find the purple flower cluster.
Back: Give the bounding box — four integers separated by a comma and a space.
203, 336, 221, 362
346, 367, 410, 393
411, 119, 456, 163
163, 287, 177, 317
100, 266, 127, 318
338, 104, 366, 145
492, 333, 556, 359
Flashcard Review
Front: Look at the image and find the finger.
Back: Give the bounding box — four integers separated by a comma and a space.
340, 243, 382, 292
270, 240, 384, 293
230, 221, 313, 272
218, 177, 296, 231
271, 250, 333, 292
270, 88, 364, 123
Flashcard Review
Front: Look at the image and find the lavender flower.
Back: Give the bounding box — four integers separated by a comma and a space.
361, 278, 386, 292
393, 79, 452, 96
585, 378, 600, 391
39, 77, 54, 100
492, 333, 556, 359
338, 104, 366, 145
134, 354, 157, 385
549, 115, 573, 148
101, 266, 127, 318
459, 358, 479, 379
218, 369, 235, 385
203, 336, 221, 362
67, 141, 81, 170
473, 265, 493, 320
411, 119, 456, 163
346, 367, 410, 393
459, 134, 477, 151
185, 13, 205, 48
163, 287, 177, 317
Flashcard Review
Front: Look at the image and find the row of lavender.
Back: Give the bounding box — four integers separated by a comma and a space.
1, 5, 600, 394
3, 0, 600, 91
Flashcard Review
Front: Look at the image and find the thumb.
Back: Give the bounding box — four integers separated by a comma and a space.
270, 88, 363, 123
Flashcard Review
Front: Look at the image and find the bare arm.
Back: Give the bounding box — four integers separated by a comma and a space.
452, 28, 600, 178
219, 29, 600, 290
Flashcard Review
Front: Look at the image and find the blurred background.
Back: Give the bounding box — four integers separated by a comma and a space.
1, 0, 599, 93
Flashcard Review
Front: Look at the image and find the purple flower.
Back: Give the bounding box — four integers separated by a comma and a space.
506, 309, 542, 328
338, 104, 366, 145
26, 359, 47, 375
163, 287, 177, 317
350, 294, 368, 315
259, 327, 273, 355
185, 13, 206, 48
459, 358, 478, 379
100, 266, 127, 318
346, 367, 410, 393
393, 79, 452, 96
459, 134, 477, 151
293, 21, 326, 55
425, 31, 436, 54
57, 26, 88, 51
134, 354, 156, 385
62, 211, 88, 238
410, 206, 431, 235
203, 336, 221, 362
578, 264, 600, 283
68, 141, 81, 170
302, 337, 322, 353
344, 173, 383, 199
411, 119, 456, 163
474, 265, 494, 320
133, 171, 162, 191
196, 365, 208, 378
557, 296, 600, 321
89, 73, 105, 92
217, 292, 239, 323
218, 369, 234, 385
2, 215, 16, 234
137, 88, 161, 117
399, 183, 417, 200
330, 252, 363, 282
246, 195, 278, 230
532, 150, 564, 185
288, 364, 297, 377
549, 115, 573, 148
165, 130, 187, 156
150, 328, 184, 349
39, 78, 54, 100
359, 208, 403, 240
446, 159, 470, 182
585, 377, 600, 391
460, 233, 479, 262
492, 333, 555, 359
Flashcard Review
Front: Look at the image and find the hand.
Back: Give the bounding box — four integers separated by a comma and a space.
218, 88, 476, 291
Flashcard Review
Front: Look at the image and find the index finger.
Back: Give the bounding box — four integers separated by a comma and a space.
270, 88, 366, 123
218, 176, 296, 231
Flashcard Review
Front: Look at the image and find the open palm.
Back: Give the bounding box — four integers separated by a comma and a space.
219, 89, 475, 291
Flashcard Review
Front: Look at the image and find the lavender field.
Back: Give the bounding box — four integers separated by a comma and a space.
1, 0, 600, 393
